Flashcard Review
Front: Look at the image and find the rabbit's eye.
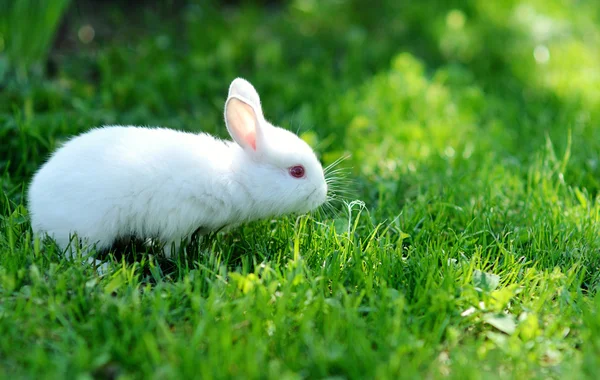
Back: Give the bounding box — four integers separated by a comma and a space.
289, 165, 305, 178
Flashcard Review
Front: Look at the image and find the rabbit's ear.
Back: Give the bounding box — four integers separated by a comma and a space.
227, 78, 263, 117
225, 78, 264, 152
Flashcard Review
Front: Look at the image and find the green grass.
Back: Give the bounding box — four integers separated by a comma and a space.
2, 0, 600, 378
0, 0, 71, 81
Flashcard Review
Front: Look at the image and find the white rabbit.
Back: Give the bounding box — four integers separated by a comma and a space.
28, 78, 328, 262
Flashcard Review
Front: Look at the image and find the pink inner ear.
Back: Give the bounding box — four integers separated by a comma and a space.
227, 98, 258, 151
245, 131, 256, 150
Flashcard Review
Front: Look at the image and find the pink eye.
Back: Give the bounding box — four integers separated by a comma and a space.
289, 165, 305, 178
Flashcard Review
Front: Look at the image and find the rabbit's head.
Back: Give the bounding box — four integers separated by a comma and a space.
224, 78, 327, 220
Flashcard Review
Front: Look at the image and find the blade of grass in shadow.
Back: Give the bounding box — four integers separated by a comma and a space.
0, 0, 71, 82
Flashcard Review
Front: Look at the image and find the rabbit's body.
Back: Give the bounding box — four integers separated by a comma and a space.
28, 78, 328, 258
29, 126, 244, 253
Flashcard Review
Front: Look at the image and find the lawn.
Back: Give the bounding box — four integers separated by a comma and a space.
1, 0, 600, 378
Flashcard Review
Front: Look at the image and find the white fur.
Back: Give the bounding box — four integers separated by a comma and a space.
28, 78, 327, 257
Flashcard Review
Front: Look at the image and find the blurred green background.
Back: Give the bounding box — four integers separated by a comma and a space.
2, 0, 600, 378
2, 0, 598, 202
